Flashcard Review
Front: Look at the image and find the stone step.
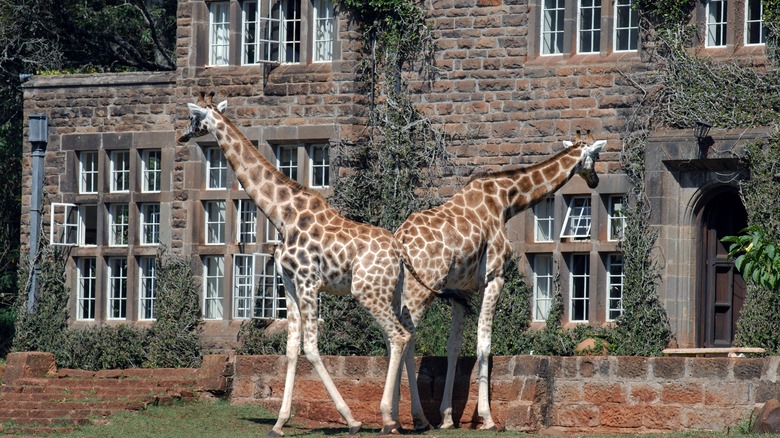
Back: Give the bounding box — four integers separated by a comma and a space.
0, 399, 150, 413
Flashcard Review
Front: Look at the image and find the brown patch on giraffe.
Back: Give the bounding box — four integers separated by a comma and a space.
294, 196, 306, 211
277, 187, 291, 202
482, 180, 497, 195
531, 170, 545, 186
282, 206, 295, 222
310, 225, 323, 240
216, 122, 226, 131
542, 163, 560, 179
297, 212, 315, 230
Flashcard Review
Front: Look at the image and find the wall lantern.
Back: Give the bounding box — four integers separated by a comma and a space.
694, 120, 712, 143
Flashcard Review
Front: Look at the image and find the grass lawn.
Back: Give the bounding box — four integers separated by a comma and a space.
47, 399, 768, 438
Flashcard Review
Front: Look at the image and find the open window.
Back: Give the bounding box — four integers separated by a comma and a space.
50, 203, 97, 246
560, 196, 592, 240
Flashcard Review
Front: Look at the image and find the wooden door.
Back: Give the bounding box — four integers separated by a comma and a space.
697, 190, 747, 347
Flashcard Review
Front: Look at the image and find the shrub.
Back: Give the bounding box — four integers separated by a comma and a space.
57, 325, 147, 370
145, 249, 203, 368
0, 307, 14, 358
235, 319, 286, 355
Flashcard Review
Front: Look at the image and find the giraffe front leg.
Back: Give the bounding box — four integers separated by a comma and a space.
475, 276, 503, 431
270, 283, 302, 437
439, 301, 465, 429
299, 295, 362, 435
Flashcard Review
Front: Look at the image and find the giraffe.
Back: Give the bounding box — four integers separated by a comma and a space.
178, 92, 416, 436
395, 132, 606, 431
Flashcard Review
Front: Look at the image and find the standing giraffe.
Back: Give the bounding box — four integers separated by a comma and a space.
178, 92, 416, 436
396, 132, 606, 430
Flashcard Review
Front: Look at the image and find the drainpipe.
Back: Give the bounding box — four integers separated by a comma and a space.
27, 113, 48, 313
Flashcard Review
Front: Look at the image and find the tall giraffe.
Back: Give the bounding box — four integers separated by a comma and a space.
178, 92, 414, 436
396, 132, 606, 430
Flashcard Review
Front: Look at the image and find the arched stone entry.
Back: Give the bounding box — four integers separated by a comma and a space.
695, 188, 747, 347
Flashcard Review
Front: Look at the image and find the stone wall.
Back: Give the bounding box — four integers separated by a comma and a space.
225, 354, 780, 434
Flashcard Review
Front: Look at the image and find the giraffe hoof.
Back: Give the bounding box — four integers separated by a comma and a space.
438, 421, 454, 430
379, 423, 400, 435
348, 422, 363, 435
479, 423, 497, 431
414, 421, 432, 432
267, 429, 284, 437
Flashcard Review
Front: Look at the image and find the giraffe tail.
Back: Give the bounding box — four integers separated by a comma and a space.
398, 245, 475, 314
398, 245, 441, 296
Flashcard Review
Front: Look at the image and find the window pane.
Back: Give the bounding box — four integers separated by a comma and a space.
109, 204, 129, 246
81, 205, 98, 245
204, 256, 225, 319
139, 256, 157, 320
207, 147, 227, 189
614, 0, 638, 51
283, 0, 301, 63
108, 258, 128, 320
569, 254, 590, 322
141, 204, 161, 245
746, 0, 765, 45
578, 0, 601, 53
561, 197, 592, 239
243, 1, 259, 64
533, 254, 554, 321
542, 0, 565, 55
608, 195, 626, 241
276, 145, 298, 180
79, 151, 98, 194
607, 254, 624, 321
78, 258, 97, 320
110, 150, 130, 192
143, 150, 162, 192
706, 0, 727, 47
237, 199, 258, 243
234, 255, 254, 318
314, 0, 334, 62
206, 201, 226, 244
210, 2, 230, 65
534, 196, 555, 242
309, 144, 329, 188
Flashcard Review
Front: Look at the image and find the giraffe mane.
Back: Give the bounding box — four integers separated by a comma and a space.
466, 141, 587, 183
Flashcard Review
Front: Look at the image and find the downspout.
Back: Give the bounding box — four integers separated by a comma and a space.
27, 113, 48, 313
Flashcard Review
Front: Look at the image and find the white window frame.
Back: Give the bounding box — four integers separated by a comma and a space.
209, 1, 231, 66
233, 254, 255, 319
243, 0, 302, 65
308, 143, 330, 188
560, 196, 592, 240
606, 253, 624, 322
706, 0, 728, 47
313, 0, 335, 62
139, 256, 157, 320
140, 203, 161, 245
110, 150, 130, 192
533, 254, 554, 322
206, 147, 228, 190
577, 0, 601, 54
541, 0, 566, 55
79, 151, 99, 194
614, 0, 638, 51
255, 252, 286, 319
276, 144, 298, 180
205, 201, 227, 245
608, 195, 626, 241
109, 204, 130, 247
107, 257, 128, 320
745, 0, 765, 45
534, 196, 555, 243
142, 149, 162, 193
569, 253, 590, 323
237, 199, 258, 244
50, 202, 79, 246
77, 257, 97, 321
204, 256, 225, 320
265, 217, 282, 243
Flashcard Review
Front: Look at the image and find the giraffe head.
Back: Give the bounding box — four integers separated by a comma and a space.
177, 92, 228, 143
563, 131, 606, 189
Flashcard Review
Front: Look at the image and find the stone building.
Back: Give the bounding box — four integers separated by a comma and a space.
20, 0, 764, 351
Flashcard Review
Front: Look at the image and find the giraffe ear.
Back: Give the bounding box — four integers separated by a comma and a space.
589, 140, 606, 154
216, 100, 228, 113
187, 103, 208, 118
563, 140, 573, 148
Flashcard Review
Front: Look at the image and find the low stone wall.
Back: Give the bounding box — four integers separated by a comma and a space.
222, 354, 780, 434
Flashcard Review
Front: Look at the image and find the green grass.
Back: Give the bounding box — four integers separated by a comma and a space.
42, 399, 778, 438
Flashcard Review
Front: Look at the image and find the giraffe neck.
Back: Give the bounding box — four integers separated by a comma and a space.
210, 113, 325, 232
496, 146, 585, 219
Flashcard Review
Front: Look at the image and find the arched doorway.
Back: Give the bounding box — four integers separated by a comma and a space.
696, 188, 748, 347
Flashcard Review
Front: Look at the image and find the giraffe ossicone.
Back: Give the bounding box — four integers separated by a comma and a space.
394, 131, 606, 431
179, 92, 416, 436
